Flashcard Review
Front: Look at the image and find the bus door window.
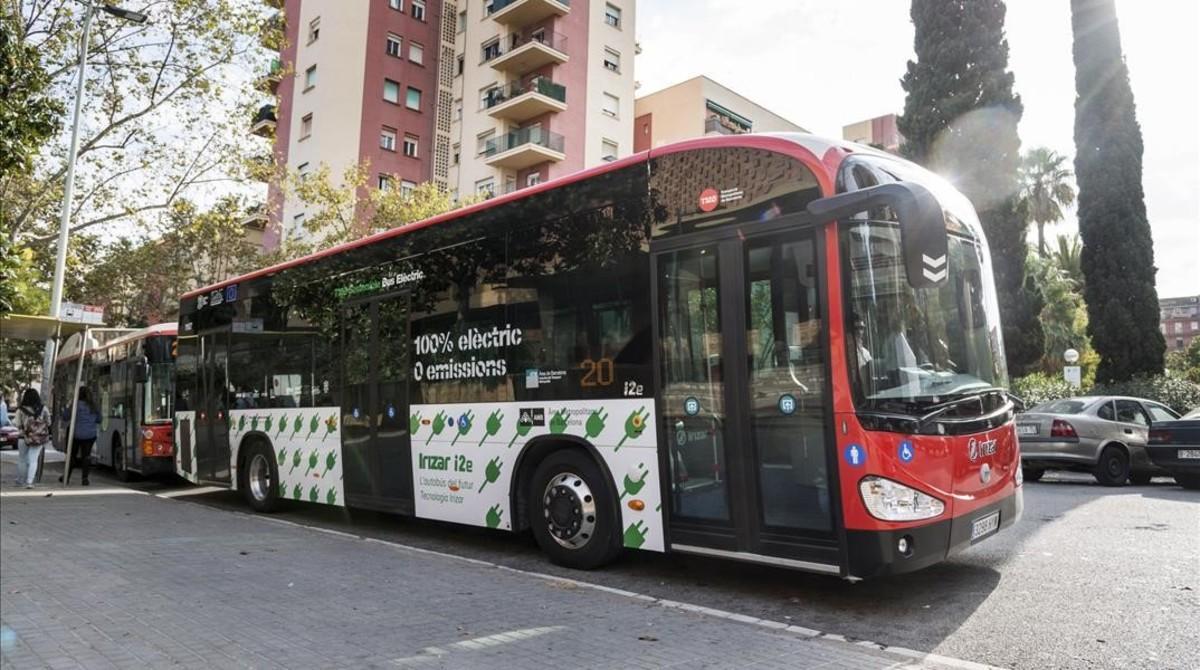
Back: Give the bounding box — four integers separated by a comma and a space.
658, 245, 730, 522
744, 232, 831, 532
340, 301, 374, 497
375, 294, 412, 501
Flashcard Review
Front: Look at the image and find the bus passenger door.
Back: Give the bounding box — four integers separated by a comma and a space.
196, 332, 232, 483
339, 292, 413, 512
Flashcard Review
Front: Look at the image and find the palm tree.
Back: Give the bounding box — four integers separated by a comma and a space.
1019, 147, 1077, 257
1053, 233, 1084, 288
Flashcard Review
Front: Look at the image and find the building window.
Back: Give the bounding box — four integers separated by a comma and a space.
482, 39, 500, 61
403, 133, 419, 157
1192, 321, 1199, 331
401, 180, 416, 197
476, 178, 495, 197
412, 0, 426, 21
605, 4, 621, 28
409, 42, 424, 65
378, 174, 393, 191
386, 33, 402, 57
484, 0, 495, 14
308, 17, 320, 43
389, 0, 403, 11
297, 162, 310, 180
457, 10, 467, 33
304, 65, 317, 90
384, 79, 400, 104
454, 98, 462, 120
603, 47, 620, 72
1176, 322, 1185, 334
452, 143, 460, 165
602, 92, 619, 118
601, 138, 618, 161
292, 213, 305, 229
477, 130, 494, 155
1178, 338, 1186, 350
300, 113, 312, 139
526, 172, 541, 187
406, 86, 422, 111
479, 85, 495, 109
456, 55, 464, 76
380, 127, 397, 151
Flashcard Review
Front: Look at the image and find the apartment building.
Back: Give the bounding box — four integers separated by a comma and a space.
1160, 295, 1200, 353
632, 76, 805, 151
842, 113, 902, 153
253, 0, 636, 250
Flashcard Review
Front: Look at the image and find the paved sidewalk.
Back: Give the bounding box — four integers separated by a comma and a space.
1, 457, 955, 669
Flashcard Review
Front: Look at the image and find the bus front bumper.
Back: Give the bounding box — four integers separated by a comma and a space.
138, 455, 176, 476
844, 487, 1023, 579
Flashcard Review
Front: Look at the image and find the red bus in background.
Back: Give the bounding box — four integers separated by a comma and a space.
176, 134, 1021, 578
54, 323, 177, 480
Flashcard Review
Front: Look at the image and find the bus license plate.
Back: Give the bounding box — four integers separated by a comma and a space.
1179, 449, 1200, 460
970, 511, 1000, 542
1017, 424, 1038, 436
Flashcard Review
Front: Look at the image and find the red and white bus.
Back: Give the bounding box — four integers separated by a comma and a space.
176, 134, 1021, 578
54, 323, 177, 479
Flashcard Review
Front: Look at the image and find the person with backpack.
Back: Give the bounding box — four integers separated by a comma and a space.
14, 388, 52, 489
61, 387, 101, 486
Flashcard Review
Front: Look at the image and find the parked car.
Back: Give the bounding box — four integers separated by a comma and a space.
1146, 406, 1200, 490
0, 424, 18, 450
1017, 396, 1180, 486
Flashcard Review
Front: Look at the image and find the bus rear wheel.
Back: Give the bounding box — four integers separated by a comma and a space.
529, 449, 621, 570
240, 443, 282, 513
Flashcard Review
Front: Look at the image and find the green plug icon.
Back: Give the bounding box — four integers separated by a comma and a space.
324, 451, 337, 474
250, 415, 260, 432
479, 410, 504, 446
620, 463, 649, 499
264, 415, 273, 434
326, 488, 338, 505
276, 414, 288, 438
549, 408, 569, 434
478, 457, 503, 493
410, 412, 421, 436
585, 409, 608, 439
292, 483, 303, 500
506, 419, 533, 449
237, 415, 247, 433
426, 410, 447, 445
290, 449, 303, 473
451, 410, 474, 445
306, 414, 320, 439
615, 406, 648, 451
485, 504, 503, 529
304, 450, 319, 475
291, 414, 304, 438
308, 485, 319, 503
624, 521, 649, 549
277, 446, 288, 467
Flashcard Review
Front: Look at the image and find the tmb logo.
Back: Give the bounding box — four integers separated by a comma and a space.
967, 435, 998, 462
698, 187, 719, 212
518, 407, 545, 427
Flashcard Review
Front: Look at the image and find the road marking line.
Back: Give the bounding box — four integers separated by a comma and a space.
0, 488, 147, 498
155, 486, 226, 498
148, 489, 1009, 670
389, 626, 563, 665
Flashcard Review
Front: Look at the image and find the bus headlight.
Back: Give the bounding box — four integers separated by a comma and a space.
859, 476, 945, 522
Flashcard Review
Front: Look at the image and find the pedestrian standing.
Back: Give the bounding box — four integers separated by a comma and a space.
14, 389, 52, 489
61, 387, 101, 486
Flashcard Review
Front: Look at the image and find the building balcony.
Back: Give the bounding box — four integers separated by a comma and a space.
485, 32, 568, 74
704, 116, 751, 136
483, 127, 565, 170
250, 104, 276, 137
487, 0, 569, 27
255, 58, 284, 94
483, 78, 566, 123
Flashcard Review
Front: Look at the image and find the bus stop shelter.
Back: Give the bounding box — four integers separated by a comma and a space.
0, 313, 124, 485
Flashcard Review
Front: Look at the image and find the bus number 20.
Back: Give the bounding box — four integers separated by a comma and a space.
580, 358, 614, 387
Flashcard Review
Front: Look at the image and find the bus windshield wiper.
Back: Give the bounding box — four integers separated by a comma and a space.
916, 388, 1004, 429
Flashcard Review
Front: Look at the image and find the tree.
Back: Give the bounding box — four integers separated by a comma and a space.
0, 7, 62, 178
1028, 251, 1091, 375
5, 1, 273, 248
1019, 147, 1076, 256
898, 0, 1043, 375
1052, 233, 1084, 288
1070, 0, 1164, 382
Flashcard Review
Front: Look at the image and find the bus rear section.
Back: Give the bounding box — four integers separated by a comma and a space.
172, 134, 1020, 578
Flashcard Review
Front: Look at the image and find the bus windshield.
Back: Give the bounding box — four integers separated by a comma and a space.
843, 221, 1005, 407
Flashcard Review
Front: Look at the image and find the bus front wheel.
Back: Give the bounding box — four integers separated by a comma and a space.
529, 449, 621, 570
240, 442, 282, 513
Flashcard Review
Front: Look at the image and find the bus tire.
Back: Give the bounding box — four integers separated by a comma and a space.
1021, 466, 1044, 483
1175, 474, 1200, 490
112, 437, 134, 482
239, 441, 282, 513
1093, 445, 1129, 487
529, 449, 621, 570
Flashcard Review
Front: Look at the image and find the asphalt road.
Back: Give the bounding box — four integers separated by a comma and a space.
13, 452, 1199, 670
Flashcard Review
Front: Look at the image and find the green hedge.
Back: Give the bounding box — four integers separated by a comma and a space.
1010, 373, 1200, 415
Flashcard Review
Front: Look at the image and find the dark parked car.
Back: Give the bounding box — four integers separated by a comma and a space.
1147, 407, 1200, 490
1018, 396, 1180, 486
0, 424, 19, 450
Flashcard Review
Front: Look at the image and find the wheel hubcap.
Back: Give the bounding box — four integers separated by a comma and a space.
542, 472, 596, 549
249, 453, 271, 501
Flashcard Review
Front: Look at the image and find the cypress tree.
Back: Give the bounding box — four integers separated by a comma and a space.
898, 0, 1044, 377
1070, 0, 1164, 382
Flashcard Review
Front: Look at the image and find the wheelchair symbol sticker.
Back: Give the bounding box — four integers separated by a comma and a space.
778, 394, 797, 415
684, 397, 701, 416
898, 440, 914, 463
844, 444, 866, 467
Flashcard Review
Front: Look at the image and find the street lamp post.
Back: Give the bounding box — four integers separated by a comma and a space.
39, 2, 148, 396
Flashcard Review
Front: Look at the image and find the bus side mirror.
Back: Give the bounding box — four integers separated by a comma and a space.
806, 181, 949, 289
134, 359, 150, 383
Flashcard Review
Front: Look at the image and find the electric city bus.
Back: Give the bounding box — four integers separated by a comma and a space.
54, 323, 178, 479
175, 134, 1022, 578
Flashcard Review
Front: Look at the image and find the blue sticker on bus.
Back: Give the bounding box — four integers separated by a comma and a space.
224, 284, 238, 303
844, 443, 866, 467
778, 394, 797, 415
386, 405, 395, 419
352, 407, 360, 419
684, 397, 701, 416
898, 440, 914, 463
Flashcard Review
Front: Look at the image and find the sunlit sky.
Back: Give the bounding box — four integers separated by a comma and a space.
636, 0, 1198, 299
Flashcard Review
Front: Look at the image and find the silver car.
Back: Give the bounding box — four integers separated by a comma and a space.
1017, 396, 1180, 486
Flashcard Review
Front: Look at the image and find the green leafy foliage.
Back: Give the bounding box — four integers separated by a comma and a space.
899, 0, 1043, 375
1011, 373, 1076, 409
1018, 147, 1076, 257
1070, 0, 1164, 382
1013, 372, 1200, 415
